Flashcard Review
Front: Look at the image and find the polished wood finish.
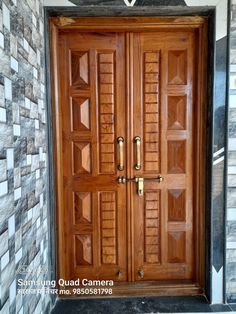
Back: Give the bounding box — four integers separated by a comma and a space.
50, 16, 208, 296
56, 31, 127, 281
132, 31, 195, 281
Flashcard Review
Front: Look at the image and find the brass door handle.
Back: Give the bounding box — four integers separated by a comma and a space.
117, 137, 124, 171
134, 136, 141, 170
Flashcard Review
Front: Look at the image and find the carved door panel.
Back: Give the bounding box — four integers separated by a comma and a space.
58, 31, 127, 280
132, 32, 195, 281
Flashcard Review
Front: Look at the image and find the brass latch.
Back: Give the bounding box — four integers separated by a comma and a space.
117, 176, 163, 197
137, 177, 144, 196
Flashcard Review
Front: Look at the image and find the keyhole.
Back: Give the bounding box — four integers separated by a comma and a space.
138, 270, 144, 278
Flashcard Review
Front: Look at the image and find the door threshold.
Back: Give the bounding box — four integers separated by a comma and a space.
59, 282, 204, 299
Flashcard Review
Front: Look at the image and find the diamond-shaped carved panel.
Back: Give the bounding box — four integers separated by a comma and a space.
74, 192, 92, 224
75, 235, 92, 265
168, 96, 186, 130
73, 142, 91, 174
71, 51, 89, 87
167, 141, 186, 174
168, 189, 186, 222
168, 231, 186, 263
168, 50, 187, 85
72, 98, 90, 131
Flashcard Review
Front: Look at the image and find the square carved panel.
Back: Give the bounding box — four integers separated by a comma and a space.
71, 97, 90, 131
168, 50, 187, 85
168, 96, 186, 130
168, 231, 186, 263
167, 141, 186, 174
71, 51, 89, 87
75, 234, 92, 265
73, 142, 91, 174
74, 192, 92, 224
168, 189, 186, 221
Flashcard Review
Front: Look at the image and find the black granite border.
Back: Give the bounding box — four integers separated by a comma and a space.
223, 0, 232, 303
44, 5, 216, 306
69, 0, 187, 5
205, 9, 216, 303
50, 296, 233, 313
44, 8, 58, 307
45, 5, 214, 17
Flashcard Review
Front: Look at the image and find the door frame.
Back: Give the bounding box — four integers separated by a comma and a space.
45, 10, 214, 298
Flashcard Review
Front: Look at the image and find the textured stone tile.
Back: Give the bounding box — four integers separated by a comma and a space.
229, 108, 236, 123
228, 152, 236, 166
0, 124, 13, 147
227, 222, 236, 242
7, 148, 14, 170
3, 28, 11, 55
4, 77, 12, 101
30, 101, 38, 119
0, 9, 3, 33
231, 48, 236, 64
228, 188, 236, 207
14, 228, 22, 252
2, 3, 10, 31
228, 175, 236, 187
31, 154, 39, 172
0, 159, 7, 181
227, 261, 236, 281
229, 122, 236, 137
227, 249, 236, 262
0, 180, 8, 197
1, 250, 10, 270
13, 167, 20, 188
0, 107, 7, 122
15, 290, 23, 313
1, 261, 15, 304
0, 32, 4, 49
0, 49, 10, 77
12, 78, 24, 104
0, 229, 8, 256
21, 172, 36, 196
0, 192, 14, 224
0, 84, 4, 107
14, 140, 25, 167
10, 34, 17, 58
0, 299, 10, 314
35, 128, 46, 147
7, 169, 14, 194
20, 116, 34, 138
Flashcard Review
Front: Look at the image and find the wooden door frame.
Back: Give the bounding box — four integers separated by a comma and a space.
46, 12, 214, 298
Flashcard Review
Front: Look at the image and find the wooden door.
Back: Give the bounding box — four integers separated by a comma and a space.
54, 23, 203, 288
57, 31, 127, 281
132, 32, 195, 281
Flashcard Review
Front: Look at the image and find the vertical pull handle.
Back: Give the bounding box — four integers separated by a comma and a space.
134, 136, 141, 170
117, 137, 124, 171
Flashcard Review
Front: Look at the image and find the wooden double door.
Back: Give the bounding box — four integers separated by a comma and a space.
55, 24, 201, 287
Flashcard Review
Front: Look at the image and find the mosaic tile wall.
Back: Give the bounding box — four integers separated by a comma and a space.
0, 0, 51, 313
227, 0, 236, 303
